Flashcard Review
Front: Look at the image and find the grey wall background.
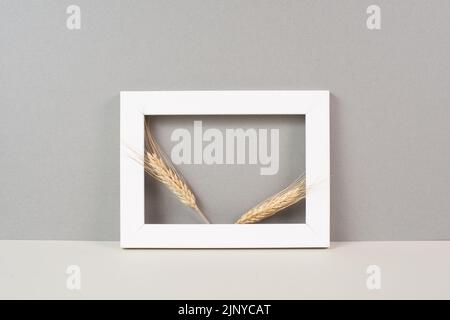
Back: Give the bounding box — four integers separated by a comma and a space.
145, 115, 306, 224
1, 0, 449, 240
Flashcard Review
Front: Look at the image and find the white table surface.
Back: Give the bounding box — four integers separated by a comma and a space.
0, 241, 449, 299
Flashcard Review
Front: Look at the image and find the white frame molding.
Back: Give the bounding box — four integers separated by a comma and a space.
120, 91, 330, 248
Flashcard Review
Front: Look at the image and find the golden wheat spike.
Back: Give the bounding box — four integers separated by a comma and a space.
127, 119, 210, 224
235, 176, 306, 224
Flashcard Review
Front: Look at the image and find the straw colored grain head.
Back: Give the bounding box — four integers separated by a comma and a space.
235, 176, 306, 224
128, 118, 210, 224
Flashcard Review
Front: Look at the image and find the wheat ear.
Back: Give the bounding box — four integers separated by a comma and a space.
128, 119, 210, 224
235, 176, 306, 224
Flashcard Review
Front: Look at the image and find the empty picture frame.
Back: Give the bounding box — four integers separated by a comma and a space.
120, 91, 330, 248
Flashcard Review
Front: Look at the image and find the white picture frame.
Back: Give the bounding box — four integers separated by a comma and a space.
120, 91, 330, 248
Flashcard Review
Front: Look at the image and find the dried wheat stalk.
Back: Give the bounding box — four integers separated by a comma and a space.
235, 176, 306, 224
128, 119, 210, 224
